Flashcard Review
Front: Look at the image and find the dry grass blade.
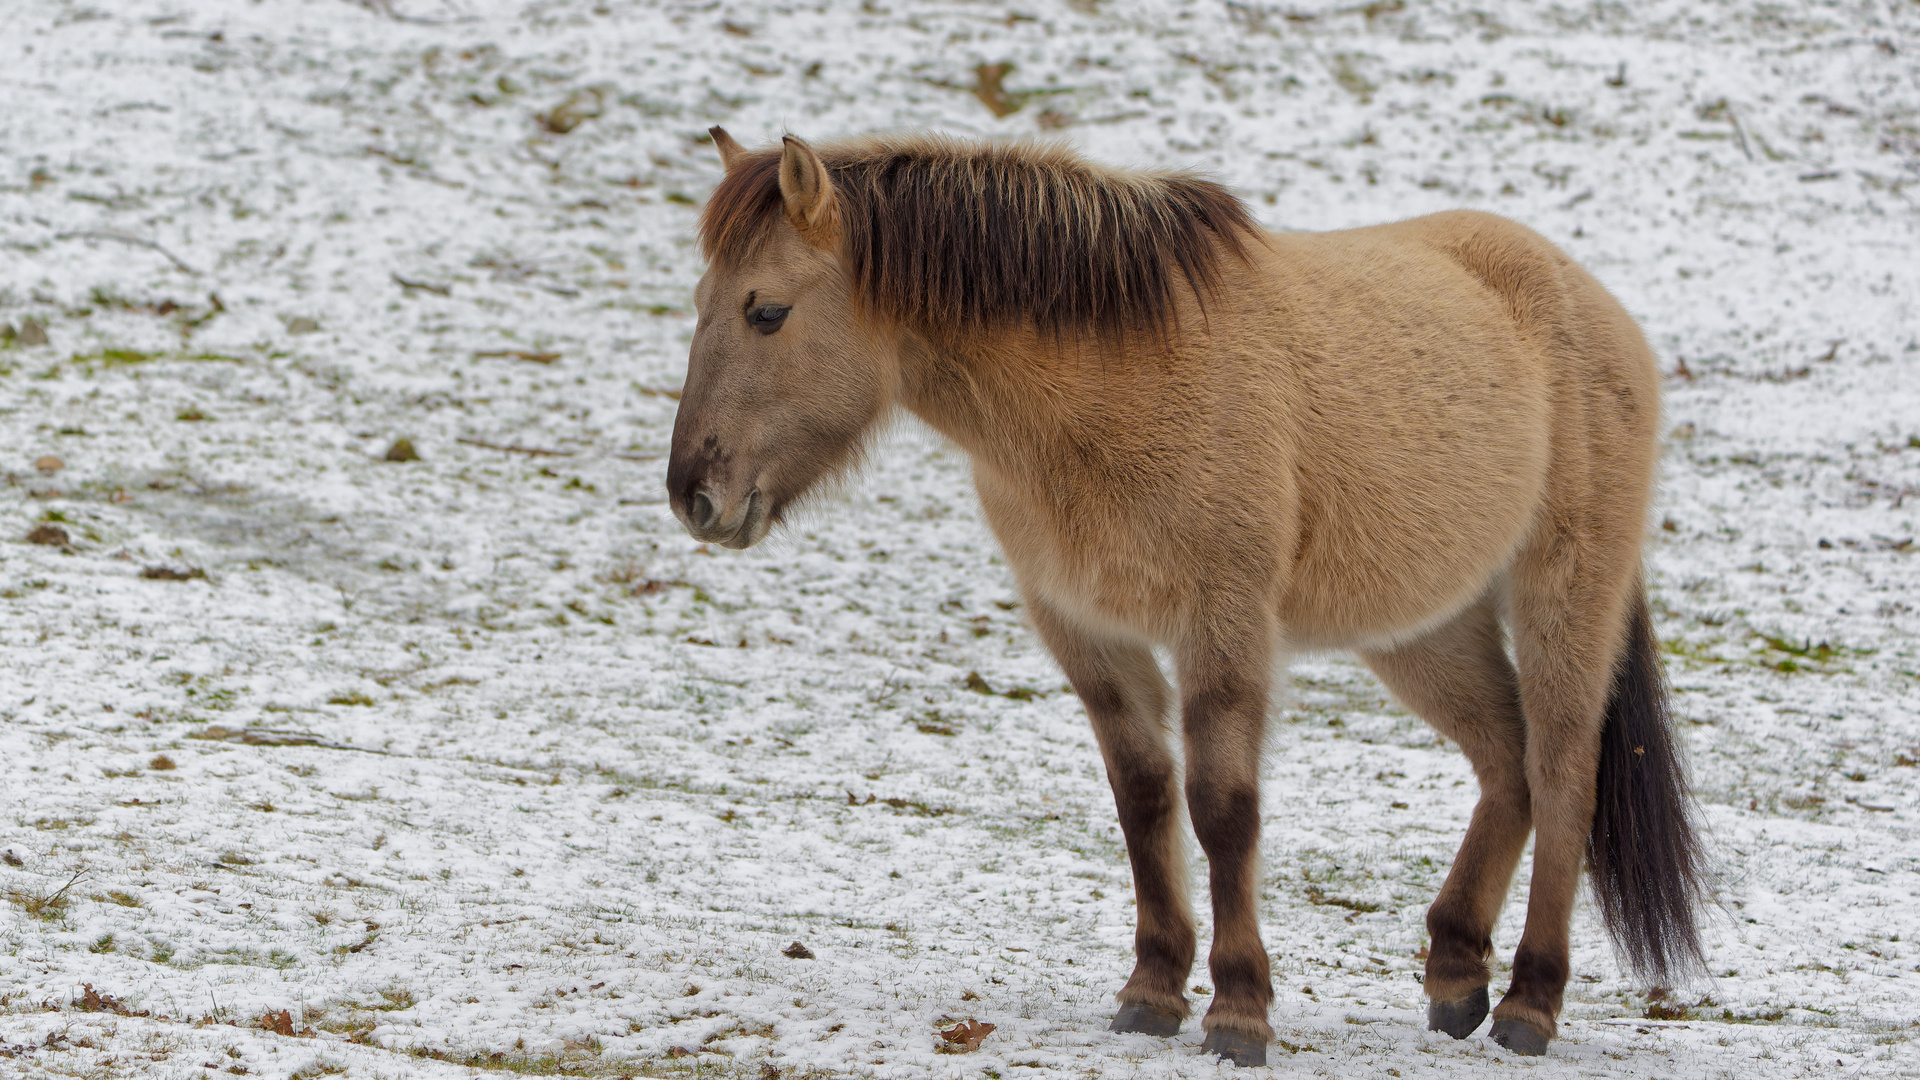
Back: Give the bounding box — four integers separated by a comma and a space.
7, 867, 88, 920
188, 725, 385, 753
456, 437, 573, 457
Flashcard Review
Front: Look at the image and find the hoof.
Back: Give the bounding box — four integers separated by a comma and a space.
1109, 1003, 1183, 1037
1489, 1018, 1552, 1056
1199, 1030, 1267, 1068
1426, 986, 1489, 1040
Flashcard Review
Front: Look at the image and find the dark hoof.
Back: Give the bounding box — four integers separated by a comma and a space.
1426, 986, 1489, 1040
1109, 1003, 1183, 1037
1489, 1018, 1552, 1056
1200, 1031, 1267, 1068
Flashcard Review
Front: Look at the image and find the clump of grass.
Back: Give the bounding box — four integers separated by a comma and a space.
7, 868, 87, 921
150, 754, 177, 770
1303, 885, 1382, 914
374, 985, 417, 1012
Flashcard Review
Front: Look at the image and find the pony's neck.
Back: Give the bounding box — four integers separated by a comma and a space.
892, 329, 1146, 482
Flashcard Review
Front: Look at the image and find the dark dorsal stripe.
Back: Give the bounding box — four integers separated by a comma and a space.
700, 135, 1260, 343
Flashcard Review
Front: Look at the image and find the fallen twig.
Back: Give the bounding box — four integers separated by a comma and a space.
392, 273, 451, 296
353, 0, 475, 24
54, 230, 198, 274
456, 437, 573, 457
474, 349, 560, 364
188, 725, 386, 753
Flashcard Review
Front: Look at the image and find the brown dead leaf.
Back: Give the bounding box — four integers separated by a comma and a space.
972, 63, 1021, 118
538, 89, 604, 134
33, 455, 63, 473
936, 1018, 995, 1053
142, 566, 206, 580
782, 941, 815, 959
26, 524, 68, 546
78, 984, 144, 1016
262, 1009, 294, 1036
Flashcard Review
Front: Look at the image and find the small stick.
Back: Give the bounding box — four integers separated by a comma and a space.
456, 437, 573, 457
54, 231, 198, 274
392, 273, 451, 296
1727, 109, 1753, 161
474, 349, 560, 364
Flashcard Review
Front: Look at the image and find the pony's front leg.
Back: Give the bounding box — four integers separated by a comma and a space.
1025, 598, 1195, 1036
1176, 622, 1276, 1067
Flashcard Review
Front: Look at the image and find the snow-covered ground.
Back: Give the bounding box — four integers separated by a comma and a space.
2, 1, 1917, 1077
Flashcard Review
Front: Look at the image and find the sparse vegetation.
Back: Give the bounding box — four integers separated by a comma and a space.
0, 2, 1912, 1077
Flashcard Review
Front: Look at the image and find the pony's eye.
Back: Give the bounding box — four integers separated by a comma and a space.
748, 304, 790, 335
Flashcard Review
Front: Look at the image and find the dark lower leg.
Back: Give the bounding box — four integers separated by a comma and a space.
1491, 795, 1586, 1046
1023, 599, 1194, 1026
1187, 776, 1272, 1041
1424, 780, 1532, 1005
1110, 755, 1195, 1019
1177, 649, 1276, 1053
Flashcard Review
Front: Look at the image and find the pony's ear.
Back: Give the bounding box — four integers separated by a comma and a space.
778, 135, 840, 249
708, 126, 747, 172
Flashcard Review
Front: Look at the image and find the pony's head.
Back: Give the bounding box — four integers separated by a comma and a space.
667, 129, 892, 549
667, 127, 1258, 549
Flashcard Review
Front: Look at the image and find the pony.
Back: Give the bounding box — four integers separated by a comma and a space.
666, 127, 1706, 1066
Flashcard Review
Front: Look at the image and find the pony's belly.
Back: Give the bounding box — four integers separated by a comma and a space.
1278, 460, 1545, 651
1280, 532, 1521, 651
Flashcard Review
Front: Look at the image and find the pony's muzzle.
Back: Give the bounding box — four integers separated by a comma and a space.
677, 486, 770, 549
687, 491, 720, 533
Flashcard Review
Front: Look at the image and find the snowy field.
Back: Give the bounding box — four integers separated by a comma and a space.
3, 0, 1918, 1077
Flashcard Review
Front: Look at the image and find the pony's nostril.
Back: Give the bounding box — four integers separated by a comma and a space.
689, 490, 717, 531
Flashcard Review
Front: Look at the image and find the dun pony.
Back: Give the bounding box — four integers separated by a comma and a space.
667, 127, 1707, 1066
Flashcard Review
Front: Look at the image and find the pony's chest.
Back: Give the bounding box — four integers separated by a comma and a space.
970, 464, 1220, 642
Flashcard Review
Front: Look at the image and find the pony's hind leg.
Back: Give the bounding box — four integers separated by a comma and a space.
1494, 543, 1640, 1054
1175, 619, 1277, 1067
1359, 590, 1530, 1040
1025, 599, 1195, 1036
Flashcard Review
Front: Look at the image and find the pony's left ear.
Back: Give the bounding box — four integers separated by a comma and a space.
778, 136, 840, 249
709, 126, 747, 172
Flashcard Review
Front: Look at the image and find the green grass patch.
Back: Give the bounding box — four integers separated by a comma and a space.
1304, 885, 1382, 914
69, 349, 243, 368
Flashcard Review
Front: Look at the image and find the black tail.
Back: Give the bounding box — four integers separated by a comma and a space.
1587, 589, 1709, 986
